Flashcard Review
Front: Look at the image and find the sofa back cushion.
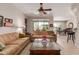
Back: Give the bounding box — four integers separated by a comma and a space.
0, 32, 19, 45
0, 35, 6, 44
33, 31, 48, 35
7, 32, 19, 41
1, 34, 11, 44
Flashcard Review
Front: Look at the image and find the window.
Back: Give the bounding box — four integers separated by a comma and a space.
33, 21, 49, 31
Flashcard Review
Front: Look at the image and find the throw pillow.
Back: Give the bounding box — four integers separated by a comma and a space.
0, 42, 5, 51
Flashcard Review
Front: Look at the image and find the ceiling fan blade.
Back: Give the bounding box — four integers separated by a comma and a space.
38, 3, 51, 14
43, 9, 52, 11
43, 11, 47, 14
39, 11, 46, 14
38, 3, 44, 11
38, 7, 43, 11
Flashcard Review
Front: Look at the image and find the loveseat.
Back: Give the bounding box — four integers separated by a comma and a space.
0, 32, 30, 55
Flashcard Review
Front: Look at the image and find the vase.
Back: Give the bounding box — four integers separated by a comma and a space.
42, 39, 47, 47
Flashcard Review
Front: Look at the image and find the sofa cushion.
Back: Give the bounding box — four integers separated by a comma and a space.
7, 32, 19, 41
1, 34, 11, 45
0, 32, 19, 45
0, 45, 19, 55
0, 35, 7, 45
8, 37, 29, 46
0, 33, 14, 44
12, 32, 19, 40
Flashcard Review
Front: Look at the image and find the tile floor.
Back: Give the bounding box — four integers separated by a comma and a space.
20, 35, 79, 55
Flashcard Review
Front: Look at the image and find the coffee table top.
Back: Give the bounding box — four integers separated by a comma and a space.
30, 38, 62, 50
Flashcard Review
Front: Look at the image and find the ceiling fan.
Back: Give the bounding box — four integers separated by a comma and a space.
38, 3, 52, 14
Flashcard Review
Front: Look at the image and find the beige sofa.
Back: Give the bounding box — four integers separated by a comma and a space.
0, 32, 30, 55
32, 31, 57, 42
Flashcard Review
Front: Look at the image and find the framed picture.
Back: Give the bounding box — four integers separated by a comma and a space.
49, 24, 53, 27
4, 18, 13, 27
0, 15, 4, 27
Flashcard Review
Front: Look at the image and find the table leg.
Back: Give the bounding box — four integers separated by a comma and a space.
72, 35, 75, 43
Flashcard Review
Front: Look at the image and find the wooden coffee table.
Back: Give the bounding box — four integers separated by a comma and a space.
30, 38, 61, 55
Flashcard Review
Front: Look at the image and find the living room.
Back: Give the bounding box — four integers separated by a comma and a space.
0, 3, 79, 55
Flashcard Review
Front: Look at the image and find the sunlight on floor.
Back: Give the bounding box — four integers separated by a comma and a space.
57, 35, 79, 55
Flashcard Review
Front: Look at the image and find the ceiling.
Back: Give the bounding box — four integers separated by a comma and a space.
13, 3, 73, 21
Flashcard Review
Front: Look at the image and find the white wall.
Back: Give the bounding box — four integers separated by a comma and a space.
54, 21, 67, 29
0, 4, 25, 34
75, 11, 79, 48
70, 4, 79, 48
